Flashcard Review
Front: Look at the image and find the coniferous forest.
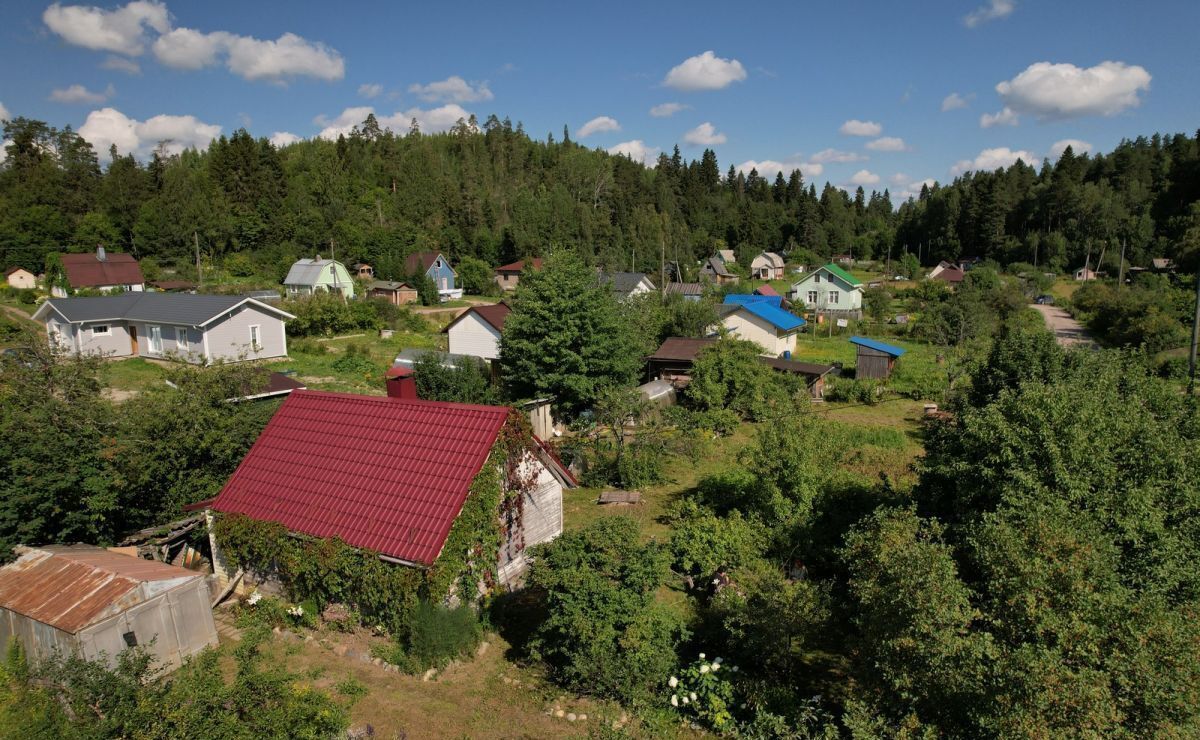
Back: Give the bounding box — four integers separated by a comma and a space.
3, 114, 1200, 278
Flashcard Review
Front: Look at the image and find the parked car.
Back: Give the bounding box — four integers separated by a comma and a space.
1035, 294, 1054, 304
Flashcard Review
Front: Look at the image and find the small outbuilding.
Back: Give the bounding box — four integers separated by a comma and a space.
850, 335, 906, 380
367, 280, 418, 305
664, 282, 704, 301
0, 545, 218, 673
751, 252, 785, 280
444, 303, 511, 362
5, 267, 36, 290
494, 258, 543, 291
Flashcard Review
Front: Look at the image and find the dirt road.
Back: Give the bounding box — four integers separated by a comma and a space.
1030, 303, 1095, 347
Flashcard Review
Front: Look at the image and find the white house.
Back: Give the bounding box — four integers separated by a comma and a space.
750, 252, 785, 280
32, 293, 294, 364
4, 267, 36, 290
444, 303, 511, 362
717, 296, 807, 357
790, 263, 864, 318
600, 271, 656, 300
1074, 266, 1099, 282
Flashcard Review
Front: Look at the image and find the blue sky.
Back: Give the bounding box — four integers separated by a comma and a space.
1, 0, 1197, 198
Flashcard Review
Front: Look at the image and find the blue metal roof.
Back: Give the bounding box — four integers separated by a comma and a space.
849, 336, 906, 357
723, 294, 783, 308
731, 300, 806, 332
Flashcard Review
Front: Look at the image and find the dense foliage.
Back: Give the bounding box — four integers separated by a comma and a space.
0, 631, 347, 739
5, 115, 1196, 283
0, 334, 274, 560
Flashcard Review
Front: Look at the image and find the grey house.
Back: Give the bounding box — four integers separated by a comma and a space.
32, 293, 295, 364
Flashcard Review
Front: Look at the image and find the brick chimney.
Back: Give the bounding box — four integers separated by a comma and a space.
385, 366, 417, 399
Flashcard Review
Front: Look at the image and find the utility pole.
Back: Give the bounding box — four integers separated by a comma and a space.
1117, 237, 1126, 288
659, 230, 666, 300
194, 231, 202, 287
1190, 268, 1200, 395
329, 238, 336, 262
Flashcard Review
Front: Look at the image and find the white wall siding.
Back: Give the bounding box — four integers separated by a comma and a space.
497, 459, 563, 588
76, 322, 133, 358
202, 305, 288, 363
447, 312, 502, 360
723, 310, 796, 356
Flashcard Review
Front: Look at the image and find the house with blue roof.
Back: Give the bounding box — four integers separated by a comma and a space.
849, 336, 905, 379
718, 295, 806, 357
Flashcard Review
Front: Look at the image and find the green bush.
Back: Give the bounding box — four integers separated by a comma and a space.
287, 336, 326, 355
331, 343, 380, 376
826, 377, 881, 404
406, 601, 483, 669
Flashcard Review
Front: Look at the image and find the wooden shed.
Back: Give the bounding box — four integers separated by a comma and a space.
368, 280, 418, 305
0, 545, 218, 674
850, 336, 906, 380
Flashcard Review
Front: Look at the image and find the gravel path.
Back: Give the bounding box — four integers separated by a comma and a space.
1030, 303, 1095, 347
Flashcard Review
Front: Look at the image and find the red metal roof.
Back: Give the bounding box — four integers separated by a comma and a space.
754, 284, 780, 297
444, 303, 511, 334
60, 252, 144, 288
404, 251, 445, 275
495, 258, 543, 273
211, 390, 511, 565
0, 546, 198, 633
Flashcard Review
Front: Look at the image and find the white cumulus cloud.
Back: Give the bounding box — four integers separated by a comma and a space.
849, 169, 881, 186
996, 61, 1151, 120
649, 102, 687, 117
49, 83, 114, 104
941, 92, 970, 111
102, 55, 141, 74
811, 148, 867, 164
840, 119, 882, 137
866, 136, 908, 152
607, 140, 659, 167
0, 102, 10, 121
683, 122, 726, 146
736, 158, 823, 180
314, 104, 473, 140
43, 0, 169, 56
964, 0, 1015, 28
358, 83, 383, 99
270, 131, 302, 147
407, 76, 493, 103
78, 106, 220, 159
980, 107, 1019, 128
951, 146, 1039, 175
1049, 139, 1092, 158
577, 116, 620, 138
663, 51, 746, 91
153, 29, 345, 83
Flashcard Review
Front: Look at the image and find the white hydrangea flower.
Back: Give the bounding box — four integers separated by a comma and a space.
731, 666, 739, 672
247, 591, 262, 605
714, 656, 723, 664
711, 663, 720, 672
682, 696, 690, 705
668, 676, 678, 688
671, 694, 679, 707
700, 664, 710, 674
689, 692, 697, 702
699, 652, 706, 659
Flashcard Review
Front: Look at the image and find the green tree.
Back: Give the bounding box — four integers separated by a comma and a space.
527, 517, 686, 703
412, 352, 500, 405
455, 255, 497, 295
500, 251, 641, 416
685, 338, 793, 420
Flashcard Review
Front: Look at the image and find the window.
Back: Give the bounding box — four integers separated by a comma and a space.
122, 631, 137, 648
147, 325, 163, 354
176, 327, 188, 348
828, 291, 839, 305
249, 325, 261, 351
814, 273, 821, 283
91, 324, 110, 336
807, 291, 818, 304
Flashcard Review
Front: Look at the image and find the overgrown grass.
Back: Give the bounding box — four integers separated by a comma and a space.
101, 357, 168, 392
269, 330, 442, 394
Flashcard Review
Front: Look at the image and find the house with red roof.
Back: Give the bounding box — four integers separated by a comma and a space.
444, 303, 511, 361
205, 387, 573, 591
494, 258, 543, 291
53, 247, 145, 297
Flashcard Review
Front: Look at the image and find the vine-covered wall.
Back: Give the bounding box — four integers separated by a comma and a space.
210, 409, 540, 635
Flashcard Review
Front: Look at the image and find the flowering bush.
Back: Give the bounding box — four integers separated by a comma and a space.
667, 653, 738, 732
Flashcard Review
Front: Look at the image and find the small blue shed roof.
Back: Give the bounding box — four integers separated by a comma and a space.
850, 336, 906, 357
729, 300, 806, 332
723, 294, 783, 308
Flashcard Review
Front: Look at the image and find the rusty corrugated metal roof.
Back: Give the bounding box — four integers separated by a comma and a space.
0, 545, 198, 634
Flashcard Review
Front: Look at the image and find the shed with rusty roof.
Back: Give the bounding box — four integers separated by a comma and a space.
0, 545, 217, 673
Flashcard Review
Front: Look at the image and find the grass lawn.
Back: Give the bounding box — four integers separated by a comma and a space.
269, 330, 444, 394
790, 332, 947, 401
101, 357, 168, 392
1051, 278, 1080, 301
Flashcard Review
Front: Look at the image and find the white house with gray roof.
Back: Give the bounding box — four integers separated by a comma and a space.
32, 294, 295, 364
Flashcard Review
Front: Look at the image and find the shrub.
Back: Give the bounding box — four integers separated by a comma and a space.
406, 601, 483, 669
287, 336, 326, 355
826, 377, 881, 404
331, 343, 379, 377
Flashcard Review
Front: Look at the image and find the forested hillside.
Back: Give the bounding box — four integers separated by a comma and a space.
2, 114, 1199, 280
